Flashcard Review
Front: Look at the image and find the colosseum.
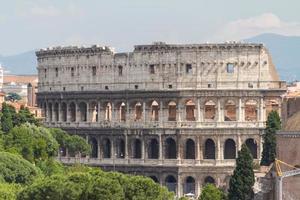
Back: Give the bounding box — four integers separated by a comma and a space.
36, 42, 286, 197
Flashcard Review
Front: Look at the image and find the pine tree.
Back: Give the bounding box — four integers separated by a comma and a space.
228, 144, 255, 200
1, 103, 14, 133
260, 110, 281, 166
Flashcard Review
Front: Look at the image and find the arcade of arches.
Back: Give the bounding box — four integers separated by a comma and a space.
41, 98, 280, 124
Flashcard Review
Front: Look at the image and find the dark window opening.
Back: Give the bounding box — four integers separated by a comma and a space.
55, 68, 58, 77
186, 64, 192, 74
149, 65, 155, 74
92, 66, 96, 76
118, 66, 123, 76
105, 86, 109, 90
71, 67, 75, 77
227, 63, 234, 73
135, 85, 138, 89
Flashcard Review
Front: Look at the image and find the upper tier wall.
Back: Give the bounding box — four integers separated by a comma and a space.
36, 42, 284, 92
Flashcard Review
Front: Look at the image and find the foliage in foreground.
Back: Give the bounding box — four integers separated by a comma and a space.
0, 183, 21, 200
18, 169, 174, 200
261, 110, 281, 166
0, 151, 40, 184
228, 144, 255, 200
198, 184, 226, 200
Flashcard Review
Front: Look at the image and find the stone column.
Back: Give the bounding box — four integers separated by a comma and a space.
237, 134, 242, 151
141, 138, 145, 160
143, 101, 146, 123
76, 102, 80, 122
197, 99, 201, 122
66, 103, 71, 122
52, 103, 55, 122
217, 137, 221, 160
46, 102, 50, 122
217, 99, 222, 122
159, 100, 163, 123
238, 98, 243, 122
111, 137, 115, 159
260, 97, 264, 122
58, 103, 62, 122
97, 137, 101, 159
126, 102, 130, 123
86, 102, 90, 122
111, 102, 115, 122
97, 102, 102, 122
177, 103, 182, 122
197, 136, 201, 161
125, 133, 129, 160
159, 134, 163, 160
177, 175, 182, 197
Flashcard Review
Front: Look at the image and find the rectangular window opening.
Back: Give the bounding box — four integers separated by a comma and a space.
149, 65, 155, 74
186, 64, 192, 74
92, 66, 97, 76
226, 63, 234, 73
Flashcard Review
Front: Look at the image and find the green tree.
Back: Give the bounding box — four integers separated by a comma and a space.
228, 144, 255, 200
0, 151, 40, 184
0, 183, 21, 200
15, 106, 39, 126
199, 184, 226, 200
5, 93, 21, 102
1, 103, 14, 133
4, 124, 59, 163
261, 110, 281, 166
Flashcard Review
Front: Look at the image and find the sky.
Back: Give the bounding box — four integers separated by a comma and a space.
1, 0, 300, 56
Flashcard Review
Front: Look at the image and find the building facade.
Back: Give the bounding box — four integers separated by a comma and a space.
36, 42, 285, 197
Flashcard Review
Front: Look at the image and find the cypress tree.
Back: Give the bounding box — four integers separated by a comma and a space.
260, 110, 281, 166
1, 103, 14, 133
228, 144, 255, 200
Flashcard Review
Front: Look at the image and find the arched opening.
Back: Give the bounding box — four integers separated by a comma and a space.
266, 99, 279, 117
204, 176, 215, 185
205, 100, 216, 121
54, 103, 59, 122
245, 100, 258, 121
224, 139, 236, 159
185, 139, 195, 159
245, 138, 258, 159
102, 138, 111, 158
132, 139, 142, 159
165, 175, 177, 192
43, 102, 47, 118
61, 102, 67, 122
168, 101, 176, 121
69, 102, 76, 122
204, 139, 215, 159
90, 102, 98, 122
186, 100, 196, 121
116, 139, 125, 159
119, 102, 126, 122
165, 138, 177, 159
150, 101, 159, 121
105, 102, 112, 121
148, 138, 159, 159
184, 176, 195, 195
79, 102, 87, 122
48, 103, 53, 121
149, 175, 159, 183
134, 102, 142, 121
224, 100, 236, 121
89, 137, 98, 158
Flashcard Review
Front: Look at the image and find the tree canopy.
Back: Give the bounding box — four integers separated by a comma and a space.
261, 110, 281, 166
228, 144, 255, 200
199, 184, 226, 200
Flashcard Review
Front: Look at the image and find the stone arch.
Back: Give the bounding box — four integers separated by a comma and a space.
148, 138, 159, 159
89, 101, 98, 122
134, 102, 142, 121
150, 100, 159, 121
165, 138, 177, 159
118, 102, 126, 122
149, 175, 159, 183
245, 99, 258, 121
204, 100, 216, 121
186, 99, 196, 121
168, 101, 177, 121
204, 139, 215, 159
245, 138, 258, 159
69, 102, 76, 122
204, 176, 215, 185
61, 102, 67, 122
184, 176, 196, 195
165, 175, 177, 192
89, 137, 98, 158
185, 139, 195, 159
102, 138, 111, 158
224, 100, 237, 121
105, 102, 112, 121
266, 99, 279, 117
116, 138, 125, 158
79, 102, 87, 122
224, 139, 236, 159
48, 103, 53, 121
132, 138, 142, 159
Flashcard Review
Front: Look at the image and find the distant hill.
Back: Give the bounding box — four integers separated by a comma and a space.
246, 33, 300, 82
0, 50, 37, 75
0, 33, 300, 80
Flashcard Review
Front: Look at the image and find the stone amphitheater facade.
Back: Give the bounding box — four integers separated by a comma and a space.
36, 42, 285, 197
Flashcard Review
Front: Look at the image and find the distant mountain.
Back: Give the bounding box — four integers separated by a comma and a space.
246, 33, 300, 82
0, 50, 37, 75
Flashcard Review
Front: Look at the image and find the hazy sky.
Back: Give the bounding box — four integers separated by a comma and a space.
1, 0, 300, 55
